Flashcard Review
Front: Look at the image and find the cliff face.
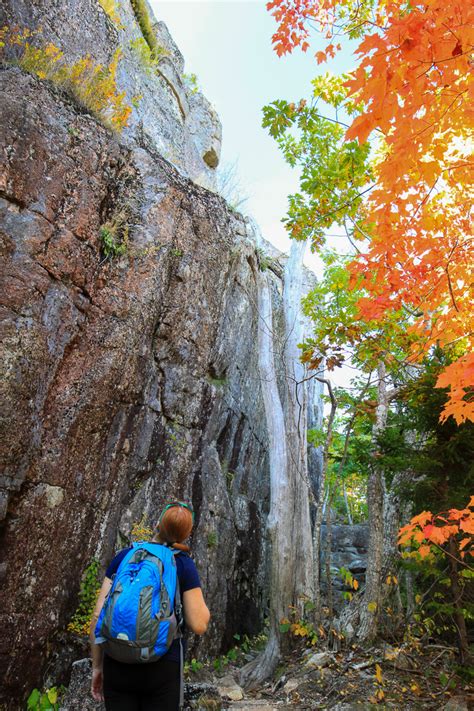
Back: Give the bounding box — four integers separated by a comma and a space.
0, 0, 221, 190
0, 1, 322, 705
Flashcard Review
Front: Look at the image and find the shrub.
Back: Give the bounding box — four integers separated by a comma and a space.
0, 27, 131, 131
68, 559, 100, 637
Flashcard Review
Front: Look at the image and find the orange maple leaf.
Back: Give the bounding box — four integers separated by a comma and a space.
460, 518, 474, 535
410, 511, 432, 528
418, 544, 432, 558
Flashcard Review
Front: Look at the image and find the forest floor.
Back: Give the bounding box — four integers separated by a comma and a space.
185, 638, 473, 710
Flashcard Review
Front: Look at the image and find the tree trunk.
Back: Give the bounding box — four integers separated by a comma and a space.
447, 538, 471, 664
240, 239, 314, 687
343, 482, 353, 525
312, 378, 337, 622
357, 361, 389, 642
324, 487, 334, 619
282, 240, 314, 609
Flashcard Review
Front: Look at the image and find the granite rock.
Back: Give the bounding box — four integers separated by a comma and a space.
0, 65, 321, 706
0, 0, 221, 188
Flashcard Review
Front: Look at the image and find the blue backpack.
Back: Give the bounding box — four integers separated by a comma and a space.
95, 542, 182, 664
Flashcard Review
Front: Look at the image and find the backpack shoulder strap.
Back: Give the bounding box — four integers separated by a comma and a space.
171, 549, 185, 710
172, 549, 183, 629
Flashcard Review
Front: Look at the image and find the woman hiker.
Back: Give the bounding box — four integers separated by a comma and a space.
90, 501, 210, 710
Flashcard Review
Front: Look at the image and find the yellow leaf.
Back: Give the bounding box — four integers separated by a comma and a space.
375, 663, 383, 684
367, 601, 377, 613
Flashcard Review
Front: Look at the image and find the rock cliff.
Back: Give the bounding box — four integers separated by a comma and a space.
0, 1, 322, 706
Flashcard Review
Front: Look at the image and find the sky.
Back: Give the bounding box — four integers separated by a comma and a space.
151, 0, 356, 276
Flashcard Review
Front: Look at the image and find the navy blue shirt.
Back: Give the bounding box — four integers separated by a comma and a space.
105, 546, 201, 663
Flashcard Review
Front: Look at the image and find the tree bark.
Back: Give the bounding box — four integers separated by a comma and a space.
312, 378, 337, 622
324, 487, 334, 619
357, 361, 389, 642
343, 482, 353, 525
447, 538, 471, 664
240, 239, 314, 687
282, 240, 314, 610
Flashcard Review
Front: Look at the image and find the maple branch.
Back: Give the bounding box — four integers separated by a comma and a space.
344, 220, 362, 254
348, 215, 373, 242
413, 179, 439, 219
408, 89, 468, 142
308, 100, 352, 129
445, 266, 459, 313
429, 540, 474, 572
441, 21, 461, 45
401, 303, 422, 318
312, 184, 375, 222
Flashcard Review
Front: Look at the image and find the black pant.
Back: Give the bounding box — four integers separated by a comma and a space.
103, 654, 180, 711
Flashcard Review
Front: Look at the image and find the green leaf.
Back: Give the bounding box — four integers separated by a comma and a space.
39, 694, 53, 711
27, 689, 41, 710
47, 688, 58, 704
439, 672, 448, 687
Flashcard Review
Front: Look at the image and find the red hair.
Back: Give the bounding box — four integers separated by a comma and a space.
157, 505, 193, 545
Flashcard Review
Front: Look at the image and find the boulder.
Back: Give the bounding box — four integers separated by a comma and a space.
216, 674, 244, 701
442, 697, 471, 711
305, 651, 333, 668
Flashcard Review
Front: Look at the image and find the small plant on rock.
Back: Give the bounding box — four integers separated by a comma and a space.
68, 559, 100, 637
184, 657, 204, 675
130, 516, 154, 542
279, 603, 319, 645
182, 72, 199, 94
27, 686, 65, 711
207, 531, 218, 548
339, 566, 359, 601
130, 0, 161, 57
100, 211, 129, 259
255, 246, 271, 272
129, 37, 168, 74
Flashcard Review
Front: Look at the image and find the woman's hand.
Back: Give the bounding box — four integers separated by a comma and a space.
91, 666, 104, 701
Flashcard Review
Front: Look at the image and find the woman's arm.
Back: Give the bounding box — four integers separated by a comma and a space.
182, 587, 210, 635
89, 577, 112, 701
